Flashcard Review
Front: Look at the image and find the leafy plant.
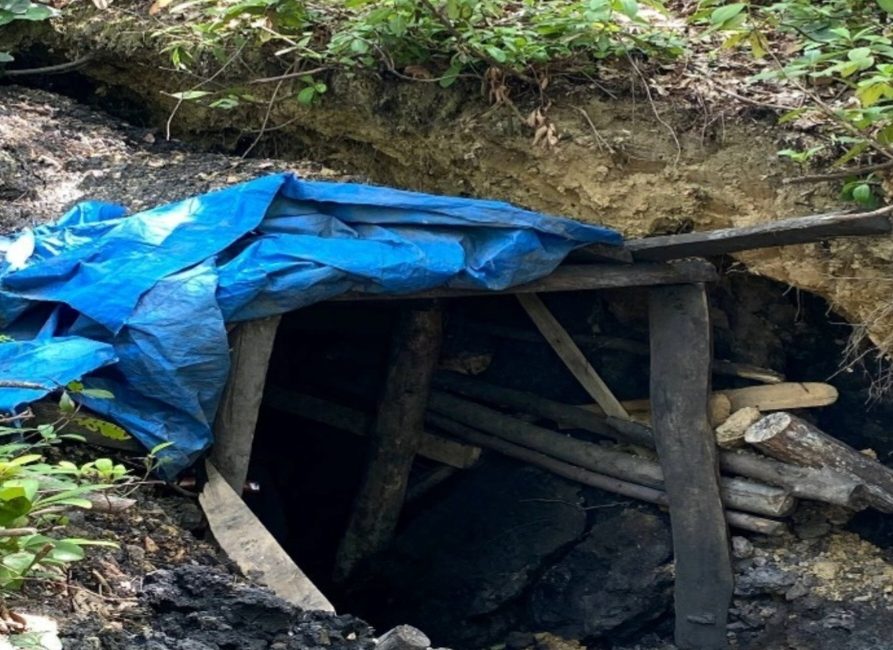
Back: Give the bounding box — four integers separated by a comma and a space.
698, 0, 893, 201
153, 0, 686, 109
0, 393, 123, 596
0, 0, 59, 62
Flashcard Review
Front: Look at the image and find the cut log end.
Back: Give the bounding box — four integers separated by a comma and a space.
744, 412, 794, 445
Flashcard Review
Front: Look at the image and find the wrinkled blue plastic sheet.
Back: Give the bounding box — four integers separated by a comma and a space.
0, 172, 621, 476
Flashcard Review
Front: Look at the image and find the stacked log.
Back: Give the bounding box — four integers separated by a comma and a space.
268, 372, 893, 538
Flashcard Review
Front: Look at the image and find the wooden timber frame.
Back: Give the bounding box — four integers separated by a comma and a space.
210, 207, 892, 649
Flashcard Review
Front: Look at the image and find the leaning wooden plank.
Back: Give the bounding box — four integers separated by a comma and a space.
745, 412, 893, 512
211, 315, 282, 493
334, 305, 442, 582
264, 387, 481, 469
626, 206, 893, 262
517, 293, 629, 419
331, 260, 718, 301
434, 372, 867, 509
649, 283, 732, 650
427, 391, 793, 517
426, 414, 785, 536
723, 382, 838, 411
200, 461, 334, 612
594, 382, 838, 418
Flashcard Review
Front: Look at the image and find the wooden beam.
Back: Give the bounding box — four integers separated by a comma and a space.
200, 461, 334, 612
331, 260, 718, 301
434, 372, 867, 509
211, 316, 281, 493
334, 305, 442, 582
517, 293, 629, 419
263, 387, 481, 469
745, 412, 893, 512
649, 283, 732, 650
626, 207, 893, 262
427, 391, 794, 518
427, 413, 786, 536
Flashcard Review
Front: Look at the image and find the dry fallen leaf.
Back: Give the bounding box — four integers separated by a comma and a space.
149, 0, 175, 15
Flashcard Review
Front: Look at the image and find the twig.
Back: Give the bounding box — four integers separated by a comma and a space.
0, 528, 37, 537
572, 105, 615, 153
625, 50, 681, 167
241, 64, 292, 159
249, 66, 330, 84
0, 380, 50, 390
783, 159, 893, 184
165, 41, 247, 141
1, 53, 95, 77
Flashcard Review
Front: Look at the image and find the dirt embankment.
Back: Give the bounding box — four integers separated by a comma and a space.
5, 4, 893, 359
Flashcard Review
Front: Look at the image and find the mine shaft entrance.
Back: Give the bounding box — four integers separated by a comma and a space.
241, 271, 893, 649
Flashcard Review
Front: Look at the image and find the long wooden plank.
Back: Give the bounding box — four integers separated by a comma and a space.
626, 208, 893, 262
649, 283, 732, 650
200, 461, 334, 612
264, 386, 481, 469
334, 305, 442, 582
518, 293, 629, 419
211, 315, 281, 493
331, 260, 718, 301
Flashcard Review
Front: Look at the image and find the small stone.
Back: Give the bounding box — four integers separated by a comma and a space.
731, 536, 754, 559
144, 536, 159, 553
785, 581, 810, 601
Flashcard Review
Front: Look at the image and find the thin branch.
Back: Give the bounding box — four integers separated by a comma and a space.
249, 66, 331, 84
572, 105, 615, 153
625, 50, 681, 167
1, 53, 95, 77
241, 64, 292, 159
783, 159, 893, 184
165, 41, 247, 141
0, 380, 51, 390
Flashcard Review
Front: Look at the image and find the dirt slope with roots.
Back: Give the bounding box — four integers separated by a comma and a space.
5, 5, 893, 365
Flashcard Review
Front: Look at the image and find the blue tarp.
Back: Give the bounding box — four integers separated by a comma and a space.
0, 172, 621, 476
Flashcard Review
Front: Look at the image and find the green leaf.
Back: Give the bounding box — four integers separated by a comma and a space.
297, 86, 316, 105
58, 391, 75, 413
48, 540, 85, 563
877, 0, 893, 14
484, 45, 507, 63
439, 62, 462, 88
615, 0, 638, 18
1, 551, 34, 575
853, 183, 873, 204
80, 388, 114, 399
710, 3, 745, 26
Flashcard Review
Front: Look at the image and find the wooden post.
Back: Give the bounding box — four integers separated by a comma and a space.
211, 315, 282, 494
334, 304, 442, 582
649, 284, 732, 650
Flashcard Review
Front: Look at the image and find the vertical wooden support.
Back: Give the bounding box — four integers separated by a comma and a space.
211, 315, 282, 494
334, 304, 443, 582
649, 284, 732, 650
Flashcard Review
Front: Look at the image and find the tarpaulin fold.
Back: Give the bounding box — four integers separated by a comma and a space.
0, 172, 621, 476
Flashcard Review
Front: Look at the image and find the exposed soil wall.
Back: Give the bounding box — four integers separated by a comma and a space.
5, 4, 893, 360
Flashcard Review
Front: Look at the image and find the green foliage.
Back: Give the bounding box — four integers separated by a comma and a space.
0, 0, 59, 62
0, 394, 122, 593
156, 0, 685, 107
702, 0, 893, 198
